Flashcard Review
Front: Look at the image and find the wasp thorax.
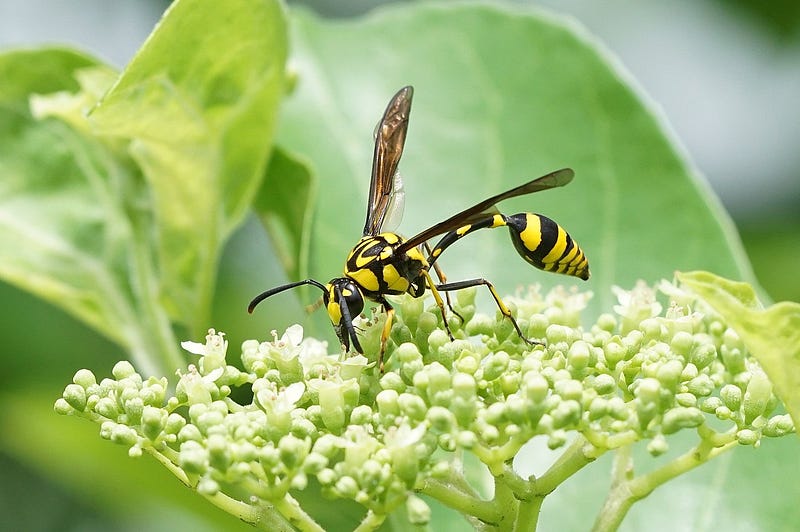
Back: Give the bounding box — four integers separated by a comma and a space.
344, 233, 427, 298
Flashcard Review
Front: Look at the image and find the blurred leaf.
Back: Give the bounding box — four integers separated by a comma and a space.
253, 148, 316, 282
678, 270, 800, 431
277, 3, 754, 330
90, 0, 288, 335
740, 217, 800, 302
0, 48, 179, 375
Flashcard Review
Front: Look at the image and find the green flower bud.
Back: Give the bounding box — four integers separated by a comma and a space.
206, 434, 230, 471
551, 400, 581, 429
63, 384, 87, 412
690, 342, 717, 369
317, 468, 336, 486
54, 398, 72, 415
670, 331, 693, 357
592, 374, 616, 396
279, 434, 309, 470
547, 430, 567, 450
112, 361, 137, 380
763, 415, 794, 437
675, 393, 697, 407
417, 311, 440, 335
376, 389, 401, 417
164, 413, 186, 435
457, 430, 477, 449
656, 359, 684, 391
699, 397, 722, 414
398, 393, 427, 421
73, 369, 97, 388
662, 407, 705, 435
304, 452, 328, 474
607, 397, 629, 420
720, 346, 746, 375
335, 475, 359, 499
428, 406, 456, 433
454, 351, 480, 375
567, 341, 590, 372
554, 379, 583, 402
686, 374, 714, 397
178, 424, 203, 443
647, 434, 669, 456
522, 372, 549, 404
406, 494, 431, 525
100, 421, 139, 446
380, 371, 406, 393
735, 429, 759, 446
466, 313, 494, 337
141, 406, 167, 441
427, 329, 450, 354
95, 397, 120, 420
743, 371, 772, 424
178, 441, 208, 475
714, 405, 732, 420
350, 405, 373, 426
586, 397, 608, 421
720, 384, 742, 412
603, 340, 627, 368
197, 477, 220, 496
635, 378, 661, 404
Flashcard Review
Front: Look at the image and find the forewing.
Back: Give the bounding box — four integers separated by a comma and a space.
363, 86, 414, 236
397, 168, 574, 252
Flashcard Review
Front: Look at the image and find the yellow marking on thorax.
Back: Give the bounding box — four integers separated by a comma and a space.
349, 268, 380, 292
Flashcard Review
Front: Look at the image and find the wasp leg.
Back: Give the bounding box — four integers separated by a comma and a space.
422, 242, 463, 324
377, 300, 395, 373
435, 278, 542, 347
422, 270, 456, 342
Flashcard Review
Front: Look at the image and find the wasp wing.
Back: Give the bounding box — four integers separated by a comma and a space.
396, 168, 575, 253
363, 86, 413, 236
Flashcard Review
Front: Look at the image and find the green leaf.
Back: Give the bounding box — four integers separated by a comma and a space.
677, 270, 800, 432
253, 147, 316, 282
0, 48, 180, 375
276, 3, 754, 325
89, 0, 288, 333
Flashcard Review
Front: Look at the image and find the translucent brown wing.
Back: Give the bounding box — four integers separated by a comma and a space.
396, 168, 575, 253
363, 86, 413, 236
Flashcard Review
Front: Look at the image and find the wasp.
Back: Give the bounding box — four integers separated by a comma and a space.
249, 86, 589, 370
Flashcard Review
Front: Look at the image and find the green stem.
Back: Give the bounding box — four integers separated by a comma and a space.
592, 428, 739, 532
272, 494, 325, 532
535, 435, 600, 495
493, 474, 520, 532
353, 511, 387, 532
515, 496, 543, 532
418, 478, 502, 524
144, 447, 293, 530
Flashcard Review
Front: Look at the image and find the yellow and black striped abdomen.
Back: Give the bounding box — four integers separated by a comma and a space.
427, 213, 589, 281
505, 213, 589, 280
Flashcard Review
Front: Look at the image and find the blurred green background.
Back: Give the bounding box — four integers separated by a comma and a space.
0, 0, 797, 530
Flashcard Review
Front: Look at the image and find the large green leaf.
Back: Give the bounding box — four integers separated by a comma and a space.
276, 4, 754, 325
266, 3, 779, 531
90, 0, 287, 334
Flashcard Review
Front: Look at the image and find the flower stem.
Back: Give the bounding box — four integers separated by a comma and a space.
592, 428, 739, 531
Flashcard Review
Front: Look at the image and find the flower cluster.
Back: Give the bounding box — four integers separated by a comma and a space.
55, 280, 794, 529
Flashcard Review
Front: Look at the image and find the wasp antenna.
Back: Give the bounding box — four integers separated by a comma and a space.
248, 279, 327, 314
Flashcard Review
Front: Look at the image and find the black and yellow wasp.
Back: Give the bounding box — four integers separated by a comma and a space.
249, 86, 589, 369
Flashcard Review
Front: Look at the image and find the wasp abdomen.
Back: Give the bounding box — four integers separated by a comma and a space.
428, 213, 589, 281
504, 213, 589, 280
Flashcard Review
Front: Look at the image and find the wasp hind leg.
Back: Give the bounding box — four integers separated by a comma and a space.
434, 278, 542, 348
